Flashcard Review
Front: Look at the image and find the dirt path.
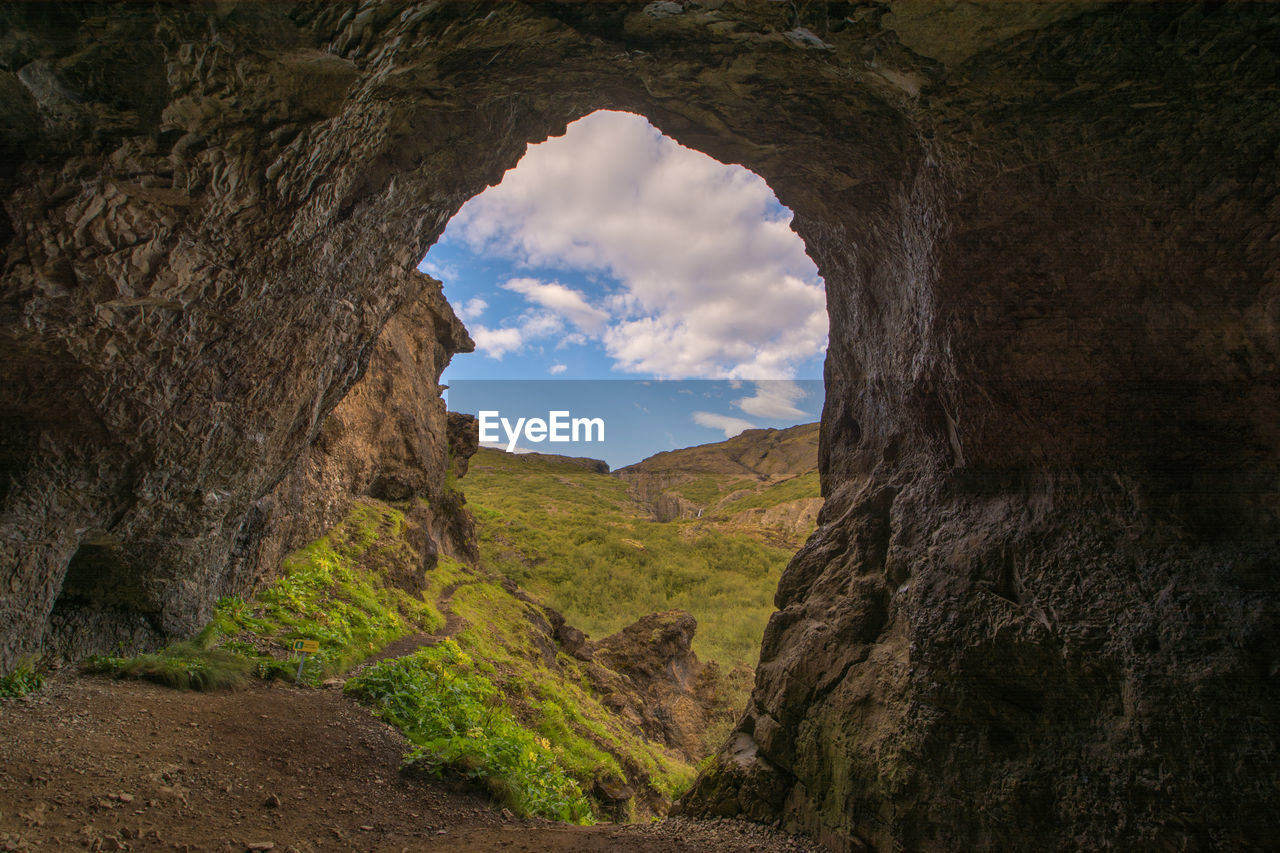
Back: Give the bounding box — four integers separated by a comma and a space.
0, 673, 819, 852
433, 578, 481, 642
357, 579, 480, 673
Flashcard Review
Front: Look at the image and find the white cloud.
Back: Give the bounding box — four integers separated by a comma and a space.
471, 325, 523, 359
503, 278, 609, 334
548, 363, 567, 375
692, 411, 757, 438
517, 310, 565, 339
446, 111, 827, 379
457, 297, 488, 322
734, 380, 811, 419
419, 258, 457, 281
557, 333, 587, 349
469, 310, 571, 359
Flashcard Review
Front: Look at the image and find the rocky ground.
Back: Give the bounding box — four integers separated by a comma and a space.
0, 673, 820, 852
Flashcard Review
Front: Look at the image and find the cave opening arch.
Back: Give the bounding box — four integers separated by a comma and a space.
0, 2, 1276, 850
15, 0, 940, 689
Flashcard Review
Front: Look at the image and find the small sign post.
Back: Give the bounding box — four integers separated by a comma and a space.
292, 639, 320, 680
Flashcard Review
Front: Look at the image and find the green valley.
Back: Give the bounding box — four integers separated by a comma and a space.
85, 424, 821, 825
462, 423, 822, 673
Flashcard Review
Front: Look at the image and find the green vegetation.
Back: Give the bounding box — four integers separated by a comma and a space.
87, 640, 252, 690
710, 470, 821, 517
670, 474, 757, 506
90, 499, 443, 688
0, 660, 45, 697
342, 556, 694, 822
442, 574, 695, 807
70, 431, 818, 821
463, 448, 804, 669
83, 495, 694, 822
214, 500, 443, 683
347, 641, 593, 823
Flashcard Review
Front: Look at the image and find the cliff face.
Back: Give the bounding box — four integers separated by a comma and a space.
47, 267, 478, 660
1, 2, 1276, 849
219, 277, 478, 607
579, 609, 749, 769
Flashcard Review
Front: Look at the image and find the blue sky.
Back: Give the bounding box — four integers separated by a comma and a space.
420, 110, 828, 465
446, 379, 824, 470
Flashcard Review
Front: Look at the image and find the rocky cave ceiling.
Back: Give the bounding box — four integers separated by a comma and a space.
1, 2, 1277, 849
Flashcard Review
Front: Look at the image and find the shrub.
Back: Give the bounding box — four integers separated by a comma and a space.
86, 642, 252, 691
0, 661, 45, 697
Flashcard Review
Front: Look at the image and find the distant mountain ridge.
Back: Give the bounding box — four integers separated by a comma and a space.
485, 450, 611, 474
614, 423, 821, 543
619, 422, 819, 481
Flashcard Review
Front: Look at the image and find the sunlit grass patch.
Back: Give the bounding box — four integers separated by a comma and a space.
710, 470, 820, 516
346, 640, 595, 823
442, 577, 698, 811
210, 500, 446, 683
463, 448, 797, 668
87, 641, 252, 691
91, 499, 446, 688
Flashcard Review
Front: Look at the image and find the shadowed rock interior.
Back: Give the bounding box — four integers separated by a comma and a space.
1, 2, 1276, 849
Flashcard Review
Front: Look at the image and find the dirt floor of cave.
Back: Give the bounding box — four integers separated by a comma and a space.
0, 672, 817, 852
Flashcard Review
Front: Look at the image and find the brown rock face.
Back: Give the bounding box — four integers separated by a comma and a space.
220, 274, 478, 609
1, 2, 1276, 849
588, 609, 746, 763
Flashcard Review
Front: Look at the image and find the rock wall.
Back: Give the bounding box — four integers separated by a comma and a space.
219, 274, 478, 607
683, 5, 1280, 849
1, 2, 1276, 848
0, 0, 500, 662
546, 607, 748, 770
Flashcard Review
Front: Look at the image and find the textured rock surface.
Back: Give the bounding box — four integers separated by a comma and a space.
587, 609, 749, 763
219, 272, 477, 610
1, 1, 1277, 849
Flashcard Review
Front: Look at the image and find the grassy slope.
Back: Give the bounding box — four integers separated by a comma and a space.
90, 500, 444, 688
463, 446, 817, 671
91, 497, 691, 822
88, 426, 820, 822
620, 423, 820, 482
623, 423, 820, 514
710, 470, 821, 518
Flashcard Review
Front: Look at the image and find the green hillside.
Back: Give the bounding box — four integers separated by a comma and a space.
91, 497, 697, 822
462, 426, 821, 672
78, 425, 823, 823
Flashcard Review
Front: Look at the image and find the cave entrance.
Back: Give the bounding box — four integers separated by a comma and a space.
423, 109, 829, 394
425, 107, 831, 473
421, 108, 829, 682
